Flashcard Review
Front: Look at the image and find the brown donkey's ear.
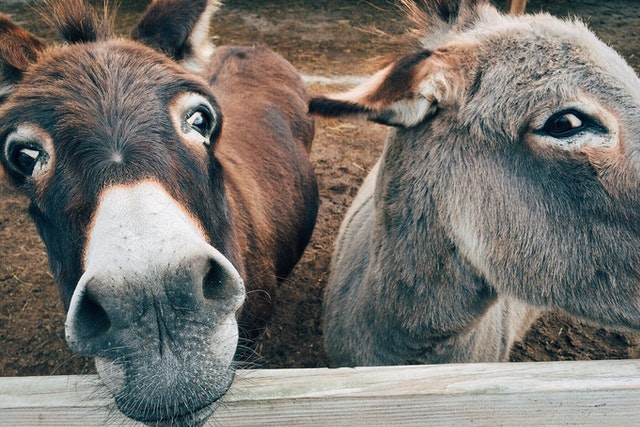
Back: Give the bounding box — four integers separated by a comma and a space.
130, 0, 220, 73
0, 15, 44, 102
309, 46, 473, 128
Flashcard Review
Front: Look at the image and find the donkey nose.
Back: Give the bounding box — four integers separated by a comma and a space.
65, 248, 244, 357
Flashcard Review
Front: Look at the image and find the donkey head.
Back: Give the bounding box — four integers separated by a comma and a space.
1, 0, 245, 425
311, 0, 640, 332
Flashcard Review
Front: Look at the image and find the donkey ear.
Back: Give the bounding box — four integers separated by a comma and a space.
399, 0, 489, 49
0, 15, 45, 102
130, 0, 220, 73
309, 48, 470, 127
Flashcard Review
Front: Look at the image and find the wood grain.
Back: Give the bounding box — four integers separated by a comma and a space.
2, 360, 639, 426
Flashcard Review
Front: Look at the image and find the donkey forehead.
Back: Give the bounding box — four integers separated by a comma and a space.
8, 40, 216, 124
471, 12, 640, 95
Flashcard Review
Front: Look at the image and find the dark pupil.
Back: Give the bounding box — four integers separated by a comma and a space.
543, 111, 586, 138
548, 115, 574, 134
192, 112, 208, 132
16, 150, 37, 175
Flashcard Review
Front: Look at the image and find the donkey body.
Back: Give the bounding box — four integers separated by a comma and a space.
311, 0, 640, 366
0, 0, 317, 424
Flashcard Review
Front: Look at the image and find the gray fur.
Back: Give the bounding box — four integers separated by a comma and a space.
311, 0, 640, 366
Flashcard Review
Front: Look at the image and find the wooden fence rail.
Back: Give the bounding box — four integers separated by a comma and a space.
1, 360, 639, 426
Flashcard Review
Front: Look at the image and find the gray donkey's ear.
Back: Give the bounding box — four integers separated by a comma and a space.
130, 0, 220, 73
399, 0, 490, 49
309, 45, 473, 127
0, 14, 45, 103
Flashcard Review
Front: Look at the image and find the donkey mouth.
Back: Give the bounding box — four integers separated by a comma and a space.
140, 400, 220, 427
107, 363, 235, 427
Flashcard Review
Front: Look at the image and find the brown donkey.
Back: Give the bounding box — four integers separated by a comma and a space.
0, 0, 317, 424
311, 0, 640, 367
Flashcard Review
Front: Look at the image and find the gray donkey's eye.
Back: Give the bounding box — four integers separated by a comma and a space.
542, 109, 606, 139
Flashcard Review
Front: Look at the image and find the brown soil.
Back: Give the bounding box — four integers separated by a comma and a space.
1, 0, 639, 377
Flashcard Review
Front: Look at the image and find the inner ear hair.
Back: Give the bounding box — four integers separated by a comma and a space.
364, 50, 433, 105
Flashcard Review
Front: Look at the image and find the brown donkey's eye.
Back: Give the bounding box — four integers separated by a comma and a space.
7, 143, 47, 177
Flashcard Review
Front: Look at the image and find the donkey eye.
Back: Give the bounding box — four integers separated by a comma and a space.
172, 94, 218, 147
7, 143, 47, 177
542, 110, 604, 139
186, 109, 213, 138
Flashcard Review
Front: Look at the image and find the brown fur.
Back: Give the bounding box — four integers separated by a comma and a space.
0, 14, 45, 100
208, 45, 318, 334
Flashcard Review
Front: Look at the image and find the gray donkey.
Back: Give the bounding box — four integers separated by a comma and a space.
310, 0, 640, 366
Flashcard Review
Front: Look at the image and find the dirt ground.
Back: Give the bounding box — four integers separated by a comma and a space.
1, 0, 639, 377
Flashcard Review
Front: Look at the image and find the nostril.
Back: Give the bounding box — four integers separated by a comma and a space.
74, 285, 112, 339
201, 249, 244, 306
203, 260, 235, 300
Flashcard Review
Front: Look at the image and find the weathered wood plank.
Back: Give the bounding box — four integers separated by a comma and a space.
1, 360, 639, 426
